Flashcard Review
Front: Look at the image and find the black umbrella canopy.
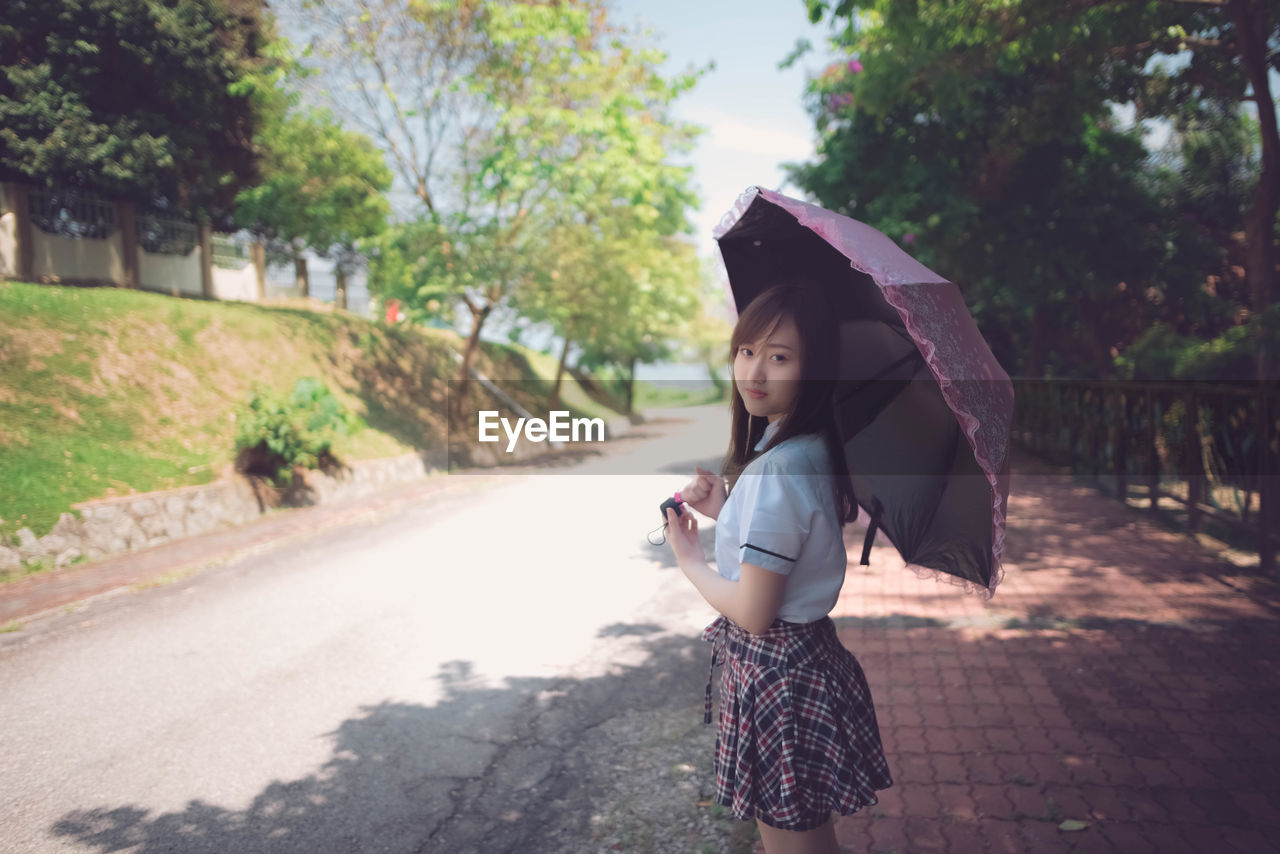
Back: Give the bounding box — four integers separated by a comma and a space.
715, 187, 1012, 595
717, 197, 904, 335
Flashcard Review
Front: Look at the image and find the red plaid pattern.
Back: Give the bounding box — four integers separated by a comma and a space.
701, 615, 893, 831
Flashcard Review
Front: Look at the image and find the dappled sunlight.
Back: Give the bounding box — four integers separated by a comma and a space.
835, 446, 1275, 633
817, 447, 1280, 850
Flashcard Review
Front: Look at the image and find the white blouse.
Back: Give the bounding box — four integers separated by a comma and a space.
713, 419, 848, 623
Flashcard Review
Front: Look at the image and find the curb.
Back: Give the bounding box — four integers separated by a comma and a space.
0, 474, 475, 631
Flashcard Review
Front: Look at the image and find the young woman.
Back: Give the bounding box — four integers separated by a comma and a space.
663, 283, 892, 854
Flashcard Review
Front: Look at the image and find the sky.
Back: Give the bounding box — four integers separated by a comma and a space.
461, 0, 847, 371
606, 0, 843, 261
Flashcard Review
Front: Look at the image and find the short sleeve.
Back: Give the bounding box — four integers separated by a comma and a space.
735, 455, 817, 576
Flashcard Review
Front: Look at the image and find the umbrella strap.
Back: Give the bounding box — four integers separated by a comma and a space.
860, 496, 884, 566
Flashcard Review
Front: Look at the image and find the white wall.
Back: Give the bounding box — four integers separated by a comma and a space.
0, 184, 13, 278
32, 229, 125, 285
212, 262, 258, 302
0, 213, 15, 279
139, 245, 201, 295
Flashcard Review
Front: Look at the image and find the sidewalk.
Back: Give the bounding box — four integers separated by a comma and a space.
807, 445, 1280, 853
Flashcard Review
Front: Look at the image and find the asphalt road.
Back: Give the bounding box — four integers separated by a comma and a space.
0, 404, 741, 854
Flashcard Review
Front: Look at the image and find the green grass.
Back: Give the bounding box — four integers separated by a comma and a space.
0, 281, 629, 542
634, 380, 728, 409
0, 283, 230, 535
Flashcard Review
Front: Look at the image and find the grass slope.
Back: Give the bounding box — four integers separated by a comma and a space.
0, 281, 625, 541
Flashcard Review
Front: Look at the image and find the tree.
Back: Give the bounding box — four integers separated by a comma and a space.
234, 104, 392, 300
290, 0, 705, 422
283, 0, 496, 217
800, 0, 1279, 569
1104, 0, 1279, 385
793, 0, 1275, 379
519, 224, 705, 412
364, 218, 454, 324
501, 5, 706, 410
0, 0, 277, 225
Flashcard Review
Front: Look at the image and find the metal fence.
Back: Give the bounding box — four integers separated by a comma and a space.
137, 212, 198, 256
1013, 377, 1277, 561
9, 181, 374, 316
28, 187, 116, 239
211, 233, 252, 269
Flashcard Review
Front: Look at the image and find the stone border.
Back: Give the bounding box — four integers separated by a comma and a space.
0, 449, 448, 572
0, 414, 636, 573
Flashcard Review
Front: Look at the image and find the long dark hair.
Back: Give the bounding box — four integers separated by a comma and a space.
721, 283, 860, 525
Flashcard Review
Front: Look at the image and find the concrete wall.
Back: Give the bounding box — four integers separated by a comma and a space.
0, 182, 360, 316
139, 244, 201, 295
0, 184, 15, 278
31, 228, 127, 285
212, 260, 259, 302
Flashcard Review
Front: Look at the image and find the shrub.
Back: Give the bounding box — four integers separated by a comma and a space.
233, 378, 358, 486
1115, 305, 1280, 383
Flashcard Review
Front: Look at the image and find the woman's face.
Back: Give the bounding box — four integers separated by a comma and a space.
734, 313, 803, 424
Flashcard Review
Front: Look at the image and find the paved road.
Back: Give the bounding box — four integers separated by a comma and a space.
0, 406, 739, 854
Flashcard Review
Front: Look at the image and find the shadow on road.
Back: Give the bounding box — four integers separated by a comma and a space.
45, 625, 749, 854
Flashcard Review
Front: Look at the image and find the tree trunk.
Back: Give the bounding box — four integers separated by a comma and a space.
118, 200, 139, 289
1073, 291, 1116, 377
251, 241, 266, 302
452, 301, 492, 426
335, 266, 348, 311
706, 359, 727, 396
1228, 0, 1280, 574
7, 182, 34, 282
198, 223, 214, 300
626, 355, 637, 415
550, 334, 572, 411
1027, 302, 1049, 377
293, 246, 309, 299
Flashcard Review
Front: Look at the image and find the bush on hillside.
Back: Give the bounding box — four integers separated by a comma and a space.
233, 378, 359, 487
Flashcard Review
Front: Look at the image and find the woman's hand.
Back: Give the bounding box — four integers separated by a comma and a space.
663, 506, 702, 565
680, 466, 726, 521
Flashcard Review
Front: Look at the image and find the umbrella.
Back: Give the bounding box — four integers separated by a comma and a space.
714, 186, 1013, 596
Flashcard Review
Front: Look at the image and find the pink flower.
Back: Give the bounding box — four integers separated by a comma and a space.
847, 59, 863, 73
826, 93, 854, 113
903, 232, 916, 244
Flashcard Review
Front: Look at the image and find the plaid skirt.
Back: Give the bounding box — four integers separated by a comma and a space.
701, 614, 893, 831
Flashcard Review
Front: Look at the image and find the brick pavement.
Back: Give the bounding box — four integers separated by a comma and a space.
755, 446, 1280, 853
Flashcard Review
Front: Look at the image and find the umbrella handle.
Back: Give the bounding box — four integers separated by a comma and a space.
860, 497, 884, 566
